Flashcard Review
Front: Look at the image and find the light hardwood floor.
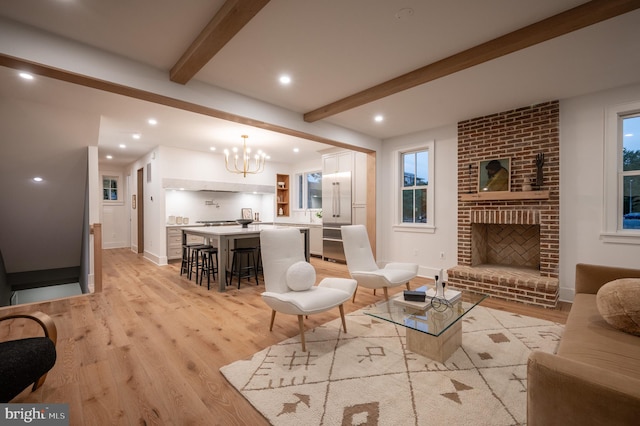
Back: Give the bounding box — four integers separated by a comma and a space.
1, 248, 570, 425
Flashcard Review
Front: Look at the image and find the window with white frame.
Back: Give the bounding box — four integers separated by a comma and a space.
102, 176, 119, 201
603, 102, 640, 243
622, 115, 640, 228
296, 171, 322, 210
395, 142, 435, 232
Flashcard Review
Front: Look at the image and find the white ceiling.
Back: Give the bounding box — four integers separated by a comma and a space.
1, 0, 640, 166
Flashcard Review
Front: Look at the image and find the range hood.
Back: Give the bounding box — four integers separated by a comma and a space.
162, 178, 275, 194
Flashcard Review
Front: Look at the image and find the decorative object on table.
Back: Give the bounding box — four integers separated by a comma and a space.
241, 208, 252, 220
403, 290, 426, 302
535, 152, 545, 188
220, 305, 563, 426
167, 215, 176, 225
315, 210, 323, 219
278, 207, 284, 216
277, 181, 285, 189
478, 158, 510, 192
176, 216, 183, 225
236, 219, 253, 228
223, 135, 267, 177
254, 212, 260, 222
435, 273, 444, 298
183, 217, 189, 225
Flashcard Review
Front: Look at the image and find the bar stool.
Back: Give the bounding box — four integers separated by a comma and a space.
181, 242, 204, 276
200, 247, 219, 290
188, 244, 212, 283
256, 245, 263, 275
227, 247, 259, 288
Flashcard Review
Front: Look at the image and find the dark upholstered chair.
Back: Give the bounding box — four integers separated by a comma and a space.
0, 311, 57, 402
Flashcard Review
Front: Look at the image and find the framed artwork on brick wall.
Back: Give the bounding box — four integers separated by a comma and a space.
479, 158, 510, 192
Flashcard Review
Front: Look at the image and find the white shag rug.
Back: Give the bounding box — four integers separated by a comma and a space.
220, 305, 563, 426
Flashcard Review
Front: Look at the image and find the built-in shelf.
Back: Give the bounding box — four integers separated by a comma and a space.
276, 173, 290, 216
460, 190, 550, 202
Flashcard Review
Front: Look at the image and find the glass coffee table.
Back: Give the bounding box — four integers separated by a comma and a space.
364, 287, 487, 362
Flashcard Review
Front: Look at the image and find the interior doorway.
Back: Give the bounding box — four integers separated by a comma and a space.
137, 167, 144, 254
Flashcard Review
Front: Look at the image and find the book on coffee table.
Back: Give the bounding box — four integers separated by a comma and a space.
392, 285, 462, 310
425, 287, 462, 303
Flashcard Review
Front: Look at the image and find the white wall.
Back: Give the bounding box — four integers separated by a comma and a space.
378, 125, 459, 278
559, 82, 640, 301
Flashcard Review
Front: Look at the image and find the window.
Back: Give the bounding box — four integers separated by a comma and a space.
603, 102, 640, 243
394, 141, 435, 232
622, 115, 640, 229
102, 176, 119, 201
402, 150, 428, 223
296, 171, 322, 210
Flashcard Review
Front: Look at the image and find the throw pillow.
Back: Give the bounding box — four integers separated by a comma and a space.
286, 261, 316, 291
596, 278, 640, 336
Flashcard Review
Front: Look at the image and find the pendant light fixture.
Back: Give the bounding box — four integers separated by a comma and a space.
223, 135, 267, 177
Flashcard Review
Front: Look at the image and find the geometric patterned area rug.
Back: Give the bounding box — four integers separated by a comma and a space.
220, 306, 563, 426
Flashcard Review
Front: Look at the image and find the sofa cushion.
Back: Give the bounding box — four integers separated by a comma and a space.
558, 293, 640, 381
596, 278, 640, 336
285, 261, 316, 291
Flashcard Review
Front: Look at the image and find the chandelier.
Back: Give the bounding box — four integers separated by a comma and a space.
223, 135, 267, 177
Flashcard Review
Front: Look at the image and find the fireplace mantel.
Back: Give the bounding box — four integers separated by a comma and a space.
460, 190, 549, 202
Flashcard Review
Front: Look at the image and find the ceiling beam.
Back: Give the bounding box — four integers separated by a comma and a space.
170, 0, 271, 84
304, 0, 640, 123
0, 54, 369, 153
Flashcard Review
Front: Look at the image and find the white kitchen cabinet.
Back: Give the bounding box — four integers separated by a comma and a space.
166, 227, 203, 260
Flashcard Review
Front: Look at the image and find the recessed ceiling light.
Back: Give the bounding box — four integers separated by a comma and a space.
19, 72, 34, 80
119, 144, 126, 149
148, 118, 157, 125
293, 148, 299, 153
106, 155, 113, 159
33, 176, 43, 182
374, 115, 384, 122
279, 75, 291, 85
132, 133, 141, 140
210, 147, 216, 151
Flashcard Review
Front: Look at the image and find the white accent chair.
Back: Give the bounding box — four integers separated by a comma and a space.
341, 224, 418, 302
260, 228, 357, 352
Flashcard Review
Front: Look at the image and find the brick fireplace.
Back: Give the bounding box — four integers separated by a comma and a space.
447, 101, 560, 308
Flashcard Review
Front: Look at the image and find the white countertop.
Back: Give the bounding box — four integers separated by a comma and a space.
180, 223, 310, 236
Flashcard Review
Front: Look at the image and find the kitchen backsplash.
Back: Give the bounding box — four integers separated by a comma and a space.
165, 190, 274, 223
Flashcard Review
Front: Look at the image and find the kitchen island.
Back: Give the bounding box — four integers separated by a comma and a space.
181, 224, 310, 292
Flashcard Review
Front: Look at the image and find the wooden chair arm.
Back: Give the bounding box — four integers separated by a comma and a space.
0, 311, 57, 345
